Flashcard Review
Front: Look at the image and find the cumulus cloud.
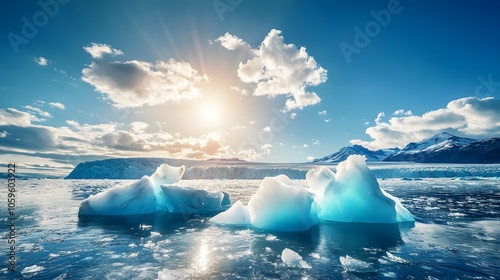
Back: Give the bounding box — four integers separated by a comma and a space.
34, 56, 48, 66
214, 33, 250, 50
290, 112, 297, 119
83, 43, 123, 59
82, 58, 207, 108
0, 108, 38, 127
318, 110, 327, 115
262, 126, 271, 132
351, 97, 500, 149
49, 102, 65, 110
217, 29, 327, 112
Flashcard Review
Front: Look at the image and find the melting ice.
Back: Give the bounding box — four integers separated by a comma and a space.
212, 155, 414, 230
78, 164, 231, 216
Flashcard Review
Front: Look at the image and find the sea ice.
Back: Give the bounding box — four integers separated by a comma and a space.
339, 255, 376, 273
307, 155, 415, 223
281, 248, 311, 269
211, 175, 319, 231
78, 164, 231, 216
248, 175, 319, 231
210, 200, 250, 225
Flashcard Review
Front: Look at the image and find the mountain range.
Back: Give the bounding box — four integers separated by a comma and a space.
313, 132, 500, 164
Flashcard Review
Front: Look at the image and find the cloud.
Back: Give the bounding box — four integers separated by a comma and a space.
290, 112, 297, 119
0, 125, 57, 150
218, 29, 327, 112
393, 109, 412, 116
0, 108, 38, 127
49, 102, 65, 110
262, 126, 271, 132
324, 119, 331, 123
214, 33, 250, 50
313, 139, 320, 145
351, 97, 500, 149
34, 57, 48, 66
83, 43, 123, 59
23, 106, 52, 118
82, 58, 207, 108
306, 155, 315, 161
318, 110, 327, 115
229, 85, 248, 95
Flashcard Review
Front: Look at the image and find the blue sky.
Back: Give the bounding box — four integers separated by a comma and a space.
1, 0, 499, 176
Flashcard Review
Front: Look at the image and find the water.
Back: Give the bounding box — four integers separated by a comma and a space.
1, 177, 499, 279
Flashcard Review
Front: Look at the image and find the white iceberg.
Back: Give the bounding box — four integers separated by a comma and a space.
307, 155, 414, 223
339, 255, 376, 273
78, 164, 231, 216
210, 200, 250, 225
211, 174, 319, 231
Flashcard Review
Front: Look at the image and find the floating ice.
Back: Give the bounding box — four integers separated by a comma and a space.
307, 155, 414, 223
78, 164, 231, 216
281, 248, 311, 269
210, 200, 250, 225
211, 175, 319, 231
339, 255, 376, 273
247, 175, 319, 231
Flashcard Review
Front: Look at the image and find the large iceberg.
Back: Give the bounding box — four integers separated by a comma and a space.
211, 155, 414, 231
78, 164, 231, 216
306, 155, 414, 223
211, 175, 319, 231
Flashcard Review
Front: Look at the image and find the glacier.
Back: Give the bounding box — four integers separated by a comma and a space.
211, 155, 414, 230
78, 164, 231, 216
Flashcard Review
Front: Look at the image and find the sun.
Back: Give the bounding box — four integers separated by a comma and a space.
201, 103, 220, 123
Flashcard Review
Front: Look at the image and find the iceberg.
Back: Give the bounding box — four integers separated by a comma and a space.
307, 155, 414, 223
78, 164, 231, 216
211, 174, 319, 231
212, 155, 414, 231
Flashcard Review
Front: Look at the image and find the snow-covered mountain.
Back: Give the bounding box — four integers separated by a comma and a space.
386, 135, 500, 163
315, 132, 500, 164
312, 145, 399, 163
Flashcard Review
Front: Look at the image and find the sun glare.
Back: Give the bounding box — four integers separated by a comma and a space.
201, 103, 220, 123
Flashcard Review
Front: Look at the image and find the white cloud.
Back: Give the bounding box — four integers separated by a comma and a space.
324, 119, 331, 123
130, 121, 148, 133
249, 120, 256, 125
303, 144, 309, 148
306, 156, 315, 161
364, 121, 370, 125
393, 109, 412, 116
313, 139, 320, 145
262, 126, 271, 132
290, 112, 297, 119
218, 29, 327, 112
82, 58, 207, 108
0, 108, 38, 127
351, 97, 500, 149
34, 57, 48, 66
49, 102, 65, 110
214, 33, 250, 50
229, 85, 248, 95
0, 131, 7, 138
375, 112, 385, 124
22, 106, 52, 118
318, 110, 327, 115
83, 43, 123, 59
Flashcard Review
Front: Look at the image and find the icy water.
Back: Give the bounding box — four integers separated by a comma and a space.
1, 176, 500, 279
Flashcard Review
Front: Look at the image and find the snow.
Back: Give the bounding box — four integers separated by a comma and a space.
307, 155, 414, 223
210, 200, 250, 225
281, 248, 311, 269
78, 164, 231, 216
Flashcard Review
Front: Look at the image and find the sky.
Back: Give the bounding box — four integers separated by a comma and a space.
1, 0, 500, 176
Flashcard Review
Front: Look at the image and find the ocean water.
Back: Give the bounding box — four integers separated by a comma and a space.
1, 176, 499, 279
